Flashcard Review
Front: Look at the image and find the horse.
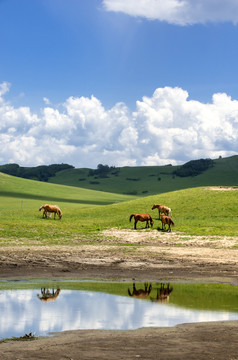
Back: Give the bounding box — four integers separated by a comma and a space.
128, 282, 152, 298
152, 204, 171, 219
129, 213, 154, 230
39, 204, 62, 220
37, 288, 61, 302
150, 283, 173, 303
160, 214, 174, 231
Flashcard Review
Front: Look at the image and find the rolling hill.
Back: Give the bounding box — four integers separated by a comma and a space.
47, 155, 238, 195
0, 155, 238, 196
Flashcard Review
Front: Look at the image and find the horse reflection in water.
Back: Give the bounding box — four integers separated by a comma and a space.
128, 282, 152, 298
150, 283, 173, 303
37, 288, 61, 302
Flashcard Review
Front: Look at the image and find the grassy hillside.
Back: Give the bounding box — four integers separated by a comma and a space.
0, 172, 238, 244
0, 172, 137, 208
47, 156, 238, 196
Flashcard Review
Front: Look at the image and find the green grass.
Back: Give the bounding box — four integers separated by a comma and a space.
1, 171, 238, 245
47, 155, 238, 196
0, 171, 136, 205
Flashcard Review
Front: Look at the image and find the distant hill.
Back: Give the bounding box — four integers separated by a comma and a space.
0, 155, 238, 196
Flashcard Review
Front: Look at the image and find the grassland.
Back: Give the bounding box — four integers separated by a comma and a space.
47, 155, 238, 195
1, 171, 238, 246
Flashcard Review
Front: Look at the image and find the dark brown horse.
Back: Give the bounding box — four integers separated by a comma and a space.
150, 283, 173, 303
160, 214, 174, 231
152, 204, 171, 219
129, 213, 154, 230
128, 283, 152, 298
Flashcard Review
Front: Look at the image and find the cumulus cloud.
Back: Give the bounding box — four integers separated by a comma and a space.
103, 0, 238, 25
0, 82, 238, 168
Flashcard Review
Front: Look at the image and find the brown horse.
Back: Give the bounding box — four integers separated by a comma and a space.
152, 204, 171, 219
37, 288, 61, 302
39, 204, 62, 220
160, 214, 174, 231
129, 213, 154, 230
150, 283, 173, 303
128, 283, 152, 298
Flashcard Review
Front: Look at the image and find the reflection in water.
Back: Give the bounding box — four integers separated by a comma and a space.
37, 288, 61, 302
150, 283, 173, 303
0, 283, 237, 340
128, 283, 152, 298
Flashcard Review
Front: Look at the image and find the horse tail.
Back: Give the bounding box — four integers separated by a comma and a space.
129, 214, 135, 222
170, 219, 175, 227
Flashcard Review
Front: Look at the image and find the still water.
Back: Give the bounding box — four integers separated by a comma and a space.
0, 281, 237, 339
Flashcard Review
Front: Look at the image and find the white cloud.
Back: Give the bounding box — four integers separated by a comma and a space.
103, 0, 238, 25
0, 82, 238, 168
43, 97, 50, 105
0, 81, 10, 98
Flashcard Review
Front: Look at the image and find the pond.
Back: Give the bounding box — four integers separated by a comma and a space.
0, 280, 237, 339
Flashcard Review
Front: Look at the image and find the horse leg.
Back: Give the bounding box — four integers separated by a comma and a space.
145, 220, 149, 228
134, 219, 137, 230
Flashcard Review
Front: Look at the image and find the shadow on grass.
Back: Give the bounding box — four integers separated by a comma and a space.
0, 191, 113, 205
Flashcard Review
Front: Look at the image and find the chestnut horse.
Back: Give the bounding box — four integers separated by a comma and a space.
39, 204, 62, 220
37, 288, 61, 302
129, 213, 154, 230
128, 282, 152, 298
160, 214, 174, 231
150, 283, 173, 303
152, 204, 171, 219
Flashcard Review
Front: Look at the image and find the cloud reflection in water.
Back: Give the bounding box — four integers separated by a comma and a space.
0, 289, 237, 339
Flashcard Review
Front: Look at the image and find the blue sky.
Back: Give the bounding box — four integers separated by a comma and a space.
1, 0, 238, 168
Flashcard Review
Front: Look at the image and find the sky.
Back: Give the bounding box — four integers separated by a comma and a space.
1, 0, 238, 168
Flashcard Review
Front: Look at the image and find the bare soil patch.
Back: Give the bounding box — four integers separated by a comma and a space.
0, 229, 237, 359
207, 186, 238, 191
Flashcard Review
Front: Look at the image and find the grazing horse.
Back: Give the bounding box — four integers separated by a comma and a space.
37, 288, 61, 302
39, 204, 62, 220
152, 204, 171, 219
129, 213, 154, 230
150, 283, 173, 303
128, 282, 152, 298
160, 214, 174, 231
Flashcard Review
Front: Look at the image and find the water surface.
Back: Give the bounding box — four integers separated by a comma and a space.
0, 280, 237, 339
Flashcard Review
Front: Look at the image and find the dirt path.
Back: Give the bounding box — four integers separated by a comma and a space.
0, 229, 237, 359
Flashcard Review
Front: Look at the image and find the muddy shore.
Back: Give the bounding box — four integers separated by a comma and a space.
0, 229, 237, 359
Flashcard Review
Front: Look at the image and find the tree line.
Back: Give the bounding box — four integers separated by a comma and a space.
0, 163, 74, 181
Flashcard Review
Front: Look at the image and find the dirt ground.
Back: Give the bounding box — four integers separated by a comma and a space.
0, 228, 238, 360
